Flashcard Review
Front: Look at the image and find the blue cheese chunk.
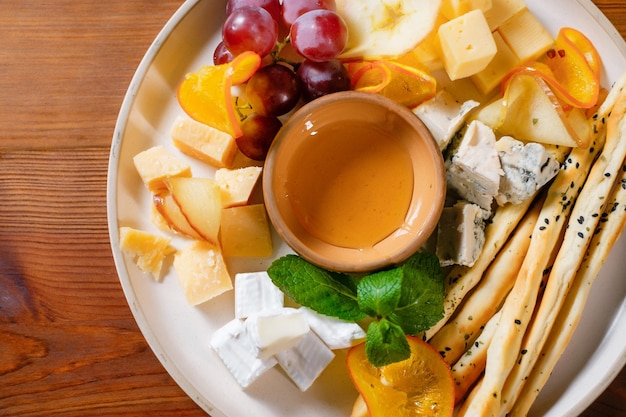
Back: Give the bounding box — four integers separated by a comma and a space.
275, 331, 335, 392
436, 201, 490, 267
447, 120, 503, 210
413, 90, 480, 151
495, 136, 561, 205
210, 318, 277, 388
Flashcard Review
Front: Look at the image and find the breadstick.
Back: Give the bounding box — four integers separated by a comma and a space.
458, 115, 608, 417
510, 158, 626, 416
451, 309, 502, 404
500, 82, 626, 416
430, 198, 541, 364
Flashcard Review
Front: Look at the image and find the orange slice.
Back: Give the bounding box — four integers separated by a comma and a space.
347, 336, 455, 417
347, 59, 436, 108
177, 51, 261, 137
538, 27, 600, 109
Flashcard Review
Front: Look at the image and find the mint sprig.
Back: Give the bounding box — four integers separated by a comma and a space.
267, 251, 444, 367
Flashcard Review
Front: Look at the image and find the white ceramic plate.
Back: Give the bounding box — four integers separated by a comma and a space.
107, 1, 626, 416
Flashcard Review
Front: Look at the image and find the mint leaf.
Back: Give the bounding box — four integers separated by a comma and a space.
267, 255, 365, 321
389, 251, 445, 335
357, 268, 402, 317
365, 318, 410, 367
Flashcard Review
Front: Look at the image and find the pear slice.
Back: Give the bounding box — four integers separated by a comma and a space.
153, 192, 203, 240
497, 73, 583, 148
164, 177, 222, 244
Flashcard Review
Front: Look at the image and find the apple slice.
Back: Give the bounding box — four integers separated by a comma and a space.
153, 192, 203, 240
164, 177, 222, 244
497, 73, 584, 148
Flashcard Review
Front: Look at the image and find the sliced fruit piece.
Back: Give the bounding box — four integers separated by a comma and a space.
347, 59, 436, 108
347, 336, 455, 417
153, 192, 203, 240
539, 27, 600, 109
164, 177, 222, 244
498, 72, 584, 148
177, 51, 261, 137
119, 227, 175, 281
336, 0, 442, 59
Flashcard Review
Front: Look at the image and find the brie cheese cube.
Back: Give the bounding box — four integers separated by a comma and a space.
495, 136, 561, 205
234, 272, 284, 319
210, 318, 277, 388
245, 308, 310, 359
299, 307, 366, 350
436, 201, 490, 267
447, 120, 503, 210
276, 330, 335, 392
413, 90, 479, 151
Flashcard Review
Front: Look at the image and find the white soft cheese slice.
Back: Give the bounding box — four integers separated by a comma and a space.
275, 331, 335, 392
436, 201, 490, 267
413, 90, 479, 151
447, 120, 503, 210
245, 308, 310, 359
210, 318, 277, 388
299, 307, 366, 350
495, 136, 561, 205
234, 271, 284, 319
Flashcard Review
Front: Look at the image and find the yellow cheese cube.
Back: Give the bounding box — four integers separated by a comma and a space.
497, 8, 554, 63
119, 226, 175, 281
220, 204, 273, 258
215, 166, 263, 208
483, 0, 526, 31
171, 116, 238, 168
441, 0, 492, 20
471, 31, 521, 94
438, 10, 497, 80
173, 241, 233, 306
133, 145, 191, 192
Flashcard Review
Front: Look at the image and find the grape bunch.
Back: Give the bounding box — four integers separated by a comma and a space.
215, 0, 352, 160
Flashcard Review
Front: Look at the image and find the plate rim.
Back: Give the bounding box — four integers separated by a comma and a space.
106, 1, 626, 416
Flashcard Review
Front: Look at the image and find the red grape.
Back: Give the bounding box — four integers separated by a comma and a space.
222, 6, 278, 57
296, 59, 350, 102
281, 0, 336, 27
226, 0, 281, 22
289, 10, 347, 62
213, 41, 235, 65
245, 64, 301, 117
236, 113, 283, 160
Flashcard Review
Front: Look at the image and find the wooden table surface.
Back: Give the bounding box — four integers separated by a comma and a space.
0, 1, 624, 416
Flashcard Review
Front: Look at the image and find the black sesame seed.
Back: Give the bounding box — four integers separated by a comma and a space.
515, 319, 522, 325
578, 232, 584, 238
578, 216, 584, 224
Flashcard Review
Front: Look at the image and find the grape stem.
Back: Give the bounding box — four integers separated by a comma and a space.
271, 36, 300, 69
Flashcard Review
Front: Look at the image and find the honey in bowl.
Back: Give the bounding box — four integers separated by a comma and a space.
263, 91, 446, 272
